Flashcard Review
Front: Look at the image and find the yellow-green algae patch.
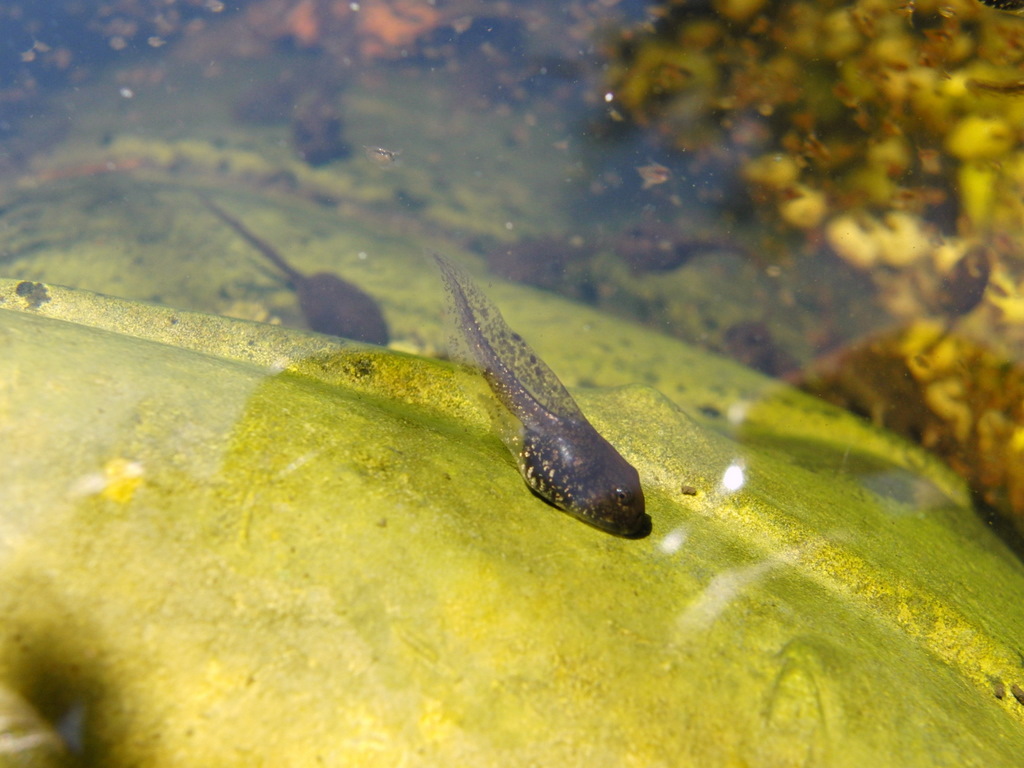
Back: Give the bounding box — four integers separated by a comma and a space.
2, 284, 1024, 765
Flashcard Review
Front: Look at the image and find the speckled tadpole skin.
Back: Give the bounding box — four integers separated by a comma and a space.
433, 253, 650, 537
979, 0, 1024, 14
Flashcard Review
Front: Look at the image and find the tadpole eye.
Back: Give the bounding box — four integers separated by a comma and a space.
614, 486, 633, 505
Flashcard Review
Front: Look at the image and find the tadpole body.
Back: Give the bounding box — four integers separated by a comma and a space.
200, 195, 389, 345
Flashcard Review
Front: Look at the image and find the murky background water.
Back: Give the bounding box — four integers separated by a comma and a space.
4, 2, 1024, 765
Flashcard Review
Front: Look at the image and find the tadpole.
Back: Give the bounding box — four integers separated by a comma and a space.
199, 194, 389, 345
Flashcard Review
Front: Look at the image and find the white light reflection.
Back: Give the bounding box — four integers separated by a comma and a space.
658, 526, 689, 555
675, 547, 806, 635
721, 462, 746, 493
676, 559, 775, 633
726, 399, 750, 426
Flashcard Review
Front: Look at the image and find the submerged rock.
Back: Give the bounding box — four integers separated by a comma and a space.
1, 278, 1023, 766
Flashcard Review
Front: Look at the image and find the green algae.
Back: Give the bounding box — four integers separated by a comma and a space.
1, 280, 1024, 766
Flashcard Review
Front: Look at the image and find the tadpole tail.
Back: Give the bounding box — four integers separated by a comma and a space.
196, 192, 304, 284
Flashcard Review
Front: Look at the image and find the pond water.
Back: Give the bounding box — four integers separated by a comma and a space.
2, 1, 1024, 766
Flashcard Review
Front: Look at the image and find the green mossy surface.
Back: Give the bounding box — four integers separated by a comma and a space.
1, 278, 1024, 767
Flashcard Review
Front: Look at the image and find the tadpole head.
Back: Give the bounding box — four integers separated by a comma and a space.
521, 423, 651, 538
575, 464, 650, 538
565, 454, 651, 536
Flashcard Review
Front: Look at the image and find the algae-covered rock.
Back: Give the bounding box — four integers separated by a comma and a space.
1, 278, 1024, 766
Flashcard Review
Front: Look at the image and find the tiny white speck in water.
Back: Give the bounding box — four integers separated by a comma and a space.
119, 87, 134, 99
505, 221, 515, 230
67, 460, 142, 498
122, 461, 144, 478
349, 2, 360, 10
280, 452, 317, 477
357, 251, 368, 260
726, 400, 750, 425
722, 462, 745, 492
659, 527, 688, 554
68, 473, 106, 497
604, 92, 614, 102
